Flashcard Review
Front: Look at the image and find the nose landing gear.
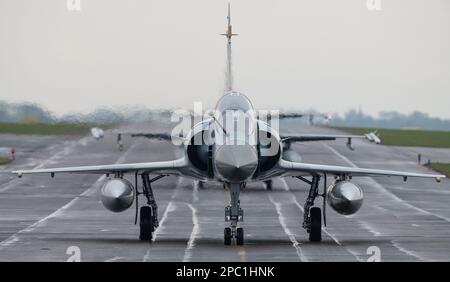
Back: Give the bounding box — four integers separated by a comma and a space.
224, 183, 245, 245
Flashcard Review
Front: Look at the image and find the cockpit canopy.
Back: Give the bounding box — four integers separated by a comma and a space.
215, 91, 254, 113
214, 91, 257, 143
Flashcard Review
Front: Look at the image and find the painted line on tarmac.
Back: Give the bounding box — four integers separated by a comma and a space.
268, 193, 308, 262
322, 142, 431, 261
279, 178, 364, 261
0, 141, 138, 249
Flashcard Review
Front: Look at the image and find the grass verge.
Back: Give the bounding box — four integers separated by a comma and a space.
0, 122, 111, 136
430, 163, 450, 177
0, 156, 11, 165
337, 127, 450, 148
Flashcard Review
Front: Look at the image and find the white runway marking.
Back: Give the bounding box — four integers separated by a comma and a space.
34, 138, 90, 169
192, 181, 199, 203
151, 177, 183, 242
0, 177, 103, 249
143, 177, 183, 261
358, 221, 381, 237
0, 137, 92, 193
391, 240, 428, 262
182, 181, 201, 261
104, 256, 128, 262
151, 202, 176, 242
279, 178, 364, 261
268, 194, 307, 262
183, 202, 200, 262
323, 143, 450, 223
322, 142, 432, 261
0, 141, 138, 249
279, 179, 341, 245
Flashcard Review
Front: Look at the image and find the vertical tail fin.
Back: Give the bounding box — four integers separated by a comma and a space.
220, 3, 238, 92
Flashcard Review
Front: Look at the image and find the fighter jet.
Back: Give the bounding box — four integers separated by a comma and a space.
12, 5, 445, 245
365, 130, 382, 144
91, 127, 105, 140
111, 109, 339, 150
113, 116, 364, 151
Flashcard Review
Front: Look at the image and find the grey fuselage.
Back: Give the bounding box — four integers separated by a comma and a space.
182, 91, 283, 184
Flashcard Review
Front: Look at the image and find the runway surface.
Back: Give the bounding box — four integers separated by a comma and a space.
0, 119, 449, 261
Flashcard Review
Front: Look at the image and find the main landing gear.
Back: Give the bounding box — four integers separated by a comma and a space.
135, 173, 165, 241
140, 206, 155, 241
295, 174, 327, 242
224, 183, 245, 245
264, 180, 273, 191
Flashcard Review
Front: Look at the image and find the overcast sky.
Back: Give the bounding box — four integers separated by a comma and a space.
1, 0, 449, 118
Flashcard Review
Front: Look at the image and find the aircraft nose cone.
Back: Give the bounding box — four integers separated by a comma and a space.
215, 145, 258, 182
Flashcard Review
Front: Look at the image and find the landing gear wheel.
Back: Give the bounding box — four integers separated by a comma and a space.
140, 206, 154, 241
224, 227, 232, 245
236, 227, 244, 245
309, 207, 322, 242
265, 180, 273, 191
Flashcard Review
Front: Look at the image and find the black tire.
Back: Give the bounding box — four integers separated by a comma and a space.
236, 228, 244, 245
309, 207, 322, 242
224, 227, 232, 245
140, 206, 153, 241
265, 180, 272, 191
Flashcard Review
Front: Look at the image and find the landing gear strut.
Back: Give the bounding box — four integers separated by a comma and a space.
117, 133, 124, 151
224, 183, 244, 245
135, 173, 165, 241
295, 174, 324, 242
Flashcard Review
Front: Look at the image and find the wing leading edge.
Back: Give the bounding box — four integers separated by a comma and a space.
12, 158, 188, 177
278, 159, 445, 182
280, 134, 368, 150
281, 134, 366, 142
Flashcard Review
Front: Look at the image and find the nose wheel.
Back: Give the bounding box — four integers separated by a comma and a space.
236, 227, 244, 245
224, 227, 232, 245
224, 227, 244, 245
